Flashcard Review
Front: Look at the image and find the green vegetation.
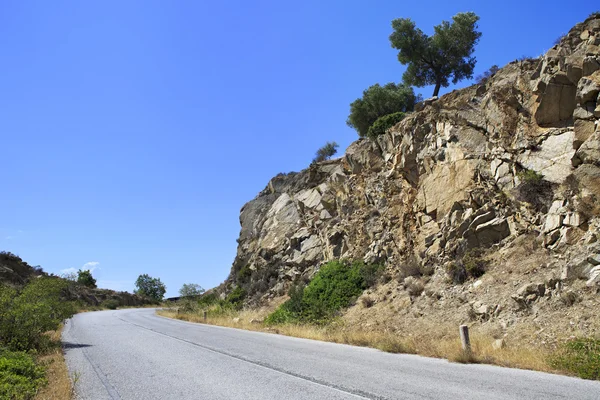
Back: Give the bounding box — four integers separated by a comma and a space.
235, 265, 252, 285
266, 260, 382, 325
313, 141, 339, 163
0, 278, 75, 352
390, 12, 482, 97
177, 288, 247, 317
445, 249, 488, 284
366, 112, 406, 140
197, 292, 219, 308
0, 277, 76, 399
77, 269, 97, 288
475, 65, 500, 84
225, 287, 247, 309
0, 348, 47, 400
551, 338, 600, 380
346, 83, 418, 138
134, 274, 166, 301
515, 169, 553, 211
518, 169, 544, 184
103, 299, 119, 310
0, 252, 44, 285
179, 283, 205, 298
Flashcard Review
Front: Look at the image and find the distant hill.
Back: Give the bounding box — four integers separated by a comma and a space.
0, 251, 154, 308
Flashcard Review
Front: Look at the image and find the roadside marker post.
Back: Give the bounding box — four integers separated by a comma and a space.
459, 325, 471, 353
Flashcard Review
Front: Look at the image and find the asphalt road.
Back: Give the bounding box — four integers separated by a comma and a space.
63, 308, 600, 400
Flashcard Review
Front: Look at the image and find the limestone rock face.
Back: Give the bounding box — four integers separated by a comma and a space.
222, 15, 600, 305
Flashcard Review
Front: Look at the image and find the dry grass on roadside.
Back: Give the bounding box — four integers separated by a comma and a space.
34, 326, 74, 400
156, 309, 554, 374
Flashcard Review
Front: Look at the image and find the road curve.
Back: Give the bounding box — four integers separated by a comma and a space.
63, 308, 599, 400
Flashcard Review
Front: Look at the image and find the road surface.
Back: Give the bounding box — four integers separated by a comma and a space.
63, 308, 600, 400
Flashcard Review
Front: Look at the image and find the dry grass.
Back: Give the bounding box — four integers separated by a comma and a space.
34, 326, 74, 400
157, 309, 555, 374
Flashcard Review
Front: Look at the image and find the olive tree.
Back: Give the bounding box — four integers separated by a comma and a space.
313, 142, 339, 163
390, 12, 482, 97
346, 83, 418, 138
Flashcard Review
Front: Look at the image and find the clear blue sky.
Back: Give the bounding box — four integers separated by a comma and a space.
1, 1, 596, 297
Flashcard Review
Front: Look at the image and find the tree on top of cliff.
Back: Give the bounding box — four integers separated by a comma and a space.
313, 141, 339, 163
346, 83, 418, 138
390, 12, 482, 97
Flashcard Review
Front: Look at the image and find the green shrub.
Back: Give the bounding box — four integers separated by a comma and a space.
551, 338, 600, 380
366, 112, 406, 139
264, 305, 296, 325
103, 299, 119, 310
266, 260, 382, 325
0, 278, 76, 352
515, 169, 553, 211
347, 83, 418, 138
475, 65, 500, 84
236, 265, 252, 285
77, 269, 96, 288
0, 252, 44, 285
0, 348, 47, 400
313, 142, 339, 163
518, 169, 543, 184
197, 292, 219, 308
446, 249, 488, 284
445, 262, 468, 284
462, 250, 487, 279
206, 302, 233, 317
225, 287, 247, 309
264, 284, 306, 325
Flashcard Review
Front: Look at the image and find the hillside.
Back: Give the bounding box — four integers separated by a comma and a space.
214, 14, 600, 347
0, 251, 152, 308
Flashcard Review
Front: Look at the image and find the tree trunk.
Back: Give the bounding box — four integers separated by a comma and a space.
432, 80, 442, 97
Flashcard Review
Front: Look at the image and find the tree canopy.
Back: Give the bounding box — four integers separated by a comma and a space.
77, 269, 97, 288
179, 283, 205, 298
346, 83, 418, 138
313, 142, 339, 163
134, 274, 166, 301
367, 112, 406, 140
390, 12, 482, 97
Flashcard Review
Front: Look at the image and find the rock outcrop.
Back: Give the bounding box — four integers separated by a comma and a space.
220, 15, 600, 340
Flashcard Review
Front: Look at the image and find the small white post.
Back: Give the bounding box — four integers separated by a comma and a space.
459, 325, 471, 353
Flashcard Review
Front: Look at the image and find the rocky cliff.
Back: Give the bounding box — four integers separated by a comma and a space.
223, 15, 600, 342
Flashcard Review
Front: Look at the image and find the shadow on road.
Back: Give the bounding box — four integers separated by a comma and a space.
63, 342, 92, 349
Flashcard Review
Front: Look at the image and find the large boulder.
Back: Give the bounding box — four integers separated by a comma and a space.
576, 132, 600, 165
465, 217, 511, 248
576, 70, 600, 104
533, 74, 577, 126
417, 160, 478, 219
519, 131, 576, 183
